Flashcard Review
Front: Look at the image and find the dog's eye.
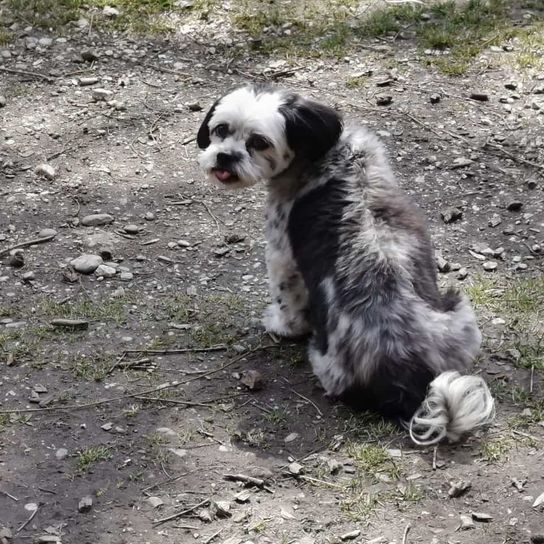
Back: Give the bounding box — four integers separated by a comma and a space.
213, 123, 229, 139
247, 134, 270, 151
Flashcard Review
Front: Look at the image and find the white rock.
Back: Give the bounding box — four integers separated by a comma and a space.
35, 163, 56, 180
284, 432, 299, 443
95, 264, 116, 278
146, 496, 164, 508
92, 88, 113, 101
120, 271, 133, 281
103, 6, 120, 17
39, 228, 57, 238
55, 448, 68, 460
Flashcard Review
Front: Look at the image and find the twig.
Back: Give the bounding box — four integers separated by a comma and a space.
530, 365, 535, 394
47, 144, 76, 161
203, 528, 223, 544
0, 66, 55, 83
402, 524, 411, 544
224, 473, 265, 488
193, 200, 222, 231
299, 475, 344, 489
0, 233, 57, 257
512, 429, 539, 441
107, 352, 128, 375
141, 62, 192, 79
135, 396, 215, 409
483, 141, 544, 171
153, 498, 210, 525
16, 505, 39, 534
182, 136, 196, 146
432, 445, 438, 470
0, 348, 257, 415
0, 489, 19, 501
291, 389, 323, 417
123, 345, 227, 355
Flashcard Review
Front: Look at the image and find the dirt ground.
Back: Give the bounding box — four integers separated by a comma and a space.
1, 2, 544, 544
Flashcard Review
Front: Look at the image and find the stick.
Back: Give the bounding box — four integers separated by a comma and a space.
182, 136, 196, 146
0, 489, 19, 501
203, 528, 223, 544
530, 365, 535, 394
432, 445, 438, 471
123, 346, 227, 355
0, 349, 256, 415
0, 66, 55, 83
153, 498, 210, 525
291, 389, 323, 417
299, 475, 344, 489
224, 473, 265, 488
193, 200, 222, 231
402, 524, 411, 544
135, 396, 215, 409
0, 233, 57, 257
16, 505, 39, 534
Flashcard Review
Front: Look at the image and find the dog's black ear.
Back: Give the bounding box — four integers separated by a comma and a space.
280, 95, 343, 161
196, 98, 221, 149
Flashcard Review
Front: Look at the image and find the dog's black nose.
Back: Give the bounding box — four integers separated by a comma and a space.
216, 152, 241, 168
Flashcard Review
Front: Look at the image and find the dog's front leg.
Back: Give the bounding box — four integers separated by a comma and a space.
263, 201, 311, 337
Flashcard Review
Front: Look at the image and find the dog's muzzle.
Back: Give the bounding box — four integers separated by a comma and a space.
212, 152, 241, 184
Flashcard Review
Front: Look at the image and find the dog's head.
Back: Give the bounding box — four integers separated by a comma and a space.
197, 85, 343, 188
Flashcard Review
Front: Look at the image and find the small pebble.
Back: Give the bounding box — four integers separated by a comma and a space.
78, 496, 93, 513
470, 92, 489, 102
124, 224, 140, 234
55, 448, 68, 460
483, 261, 498, 271
120, 271, 134, 281
430, 93, 441, 104
459, 514, 475, 530
81, 213, 114, 227
340, 530, 361, 541
35, 163, 56, 180
92, 88, 113, 101
376, 94, 393, 106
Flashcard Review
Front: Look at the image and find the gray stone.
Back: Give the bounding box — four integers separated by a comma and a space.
92, 88, 113, 101
81, 213, 114, 226
35, 163, 56, 180
436, 254, 451, 273
457, 267, 469, 280
123, 224, 140, 234
119, 271, 133, 281
78, 77, 99, 86
22, 271, 35, 281
452, 157, 474, 168
0, 95, 6, 107
376, 94, 393, 106
459, 514, 475, 530
288, 462, 303, 475
146, 496, 164, 508
95, 264, 116, 278
81, 50, 99, 62
56, 448, 68, 460
39, 228, 57, 238
441, 207, 463, 223
340, 530, 361, 541
488, 214, 502, 227
70, 254, 103, 274
483, 261, 498, 271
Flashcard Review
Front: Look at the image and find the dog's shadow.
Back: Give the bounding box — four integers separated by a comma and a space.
228, 335, 482, 471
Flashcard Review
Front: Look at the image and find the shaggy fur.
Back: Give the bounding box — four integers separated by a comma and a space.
197, 85, 495, 445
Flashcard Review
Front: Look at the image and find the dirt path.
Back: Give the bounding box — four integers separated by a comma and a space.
1, 2, 544, 543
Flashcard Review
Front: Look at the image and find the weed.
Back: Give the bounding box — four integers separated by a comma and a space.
264, 407, 288, 426
77, 446, 110, 472
479, 437, 511, 463
346, 443, 401, 480
68, 353, 111, 381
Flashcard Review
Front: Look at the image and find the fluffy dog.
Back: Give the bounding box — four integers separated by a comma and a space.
197, 85, 494, 445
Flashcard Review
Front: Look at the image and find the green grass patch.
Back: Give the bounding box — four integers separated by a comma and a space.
160, 293, 247, 348
67, 353, 111, 381
479, 436, 511, 463
77, 445, 110, 472
345, 443, 402, 480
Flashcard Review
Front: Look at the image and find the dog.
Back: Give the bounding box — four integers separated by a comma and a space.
197, 84, 495, 445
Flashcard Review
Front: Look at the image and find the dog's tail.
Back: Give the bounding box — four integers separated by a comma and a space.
408, 371, 495, 446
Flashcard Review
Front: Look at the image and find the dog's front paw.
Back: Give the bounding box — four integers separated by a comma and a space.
263, 304, 311, 338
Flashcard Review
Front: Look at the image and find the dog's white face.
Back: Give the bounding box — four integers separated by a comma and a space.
197, 85, 343, 189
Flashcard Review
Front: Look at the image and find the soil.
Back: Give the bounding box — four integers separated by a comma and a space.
1, 4, 544, 544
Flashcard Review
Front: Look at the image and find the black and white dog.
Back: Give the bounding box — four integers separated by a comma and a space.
197, 85, 494, 445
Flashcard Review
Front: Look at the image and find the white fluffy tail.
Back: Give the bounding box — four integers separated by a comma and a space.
408, 371, 495, 446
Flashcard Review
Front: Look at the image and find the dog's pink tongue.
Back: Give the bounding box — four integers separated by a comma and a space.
214, 169, 231, 182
